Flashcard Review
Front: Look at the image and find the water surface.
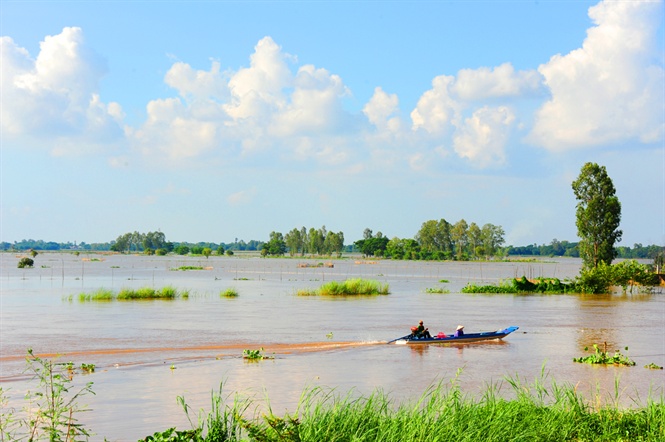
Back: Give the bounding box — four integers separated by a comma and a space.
1, 253, 663, 440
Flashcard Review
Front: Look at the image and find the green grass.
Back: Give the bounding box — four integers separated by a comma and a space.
170, 266, 204, 271
220, 288, 239, 298
462, 276, 574, 294
297, 278, 389, 296
143, 374, 665, 442
78, 288, 114, 302
425, 287, 450, 294
78, 286, 182, 301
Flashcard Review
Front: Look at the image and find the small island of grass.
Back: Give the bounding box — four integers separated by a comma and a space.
297, 278, 389, 296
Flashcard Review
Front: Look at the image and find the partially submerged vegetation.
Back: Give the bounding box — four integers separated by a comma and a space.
78, 285, 186, 301
242, 348, 274, 361
171, 266, 205, 271
463, 276, 573, 294
573, 343, 636, 366
220, 288, 239, 298
463, 259, 661, 295
296, 278, 389, 296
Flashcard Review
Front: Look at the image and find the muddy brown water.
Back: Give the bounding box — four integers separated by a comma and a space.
1, 253, 663, 440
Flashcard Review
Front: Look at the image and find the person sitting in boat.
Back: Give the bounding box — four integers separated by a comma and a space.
411, 320, 431, 339
454, 325, 464, 337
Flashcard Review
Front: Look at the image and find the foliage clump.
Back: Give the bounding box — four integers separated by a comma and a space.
297, 278, 389, 296
17, 257, 34, 268
573, 343, 636, 366
220, 288, 239, 298
78, 286, 182, 301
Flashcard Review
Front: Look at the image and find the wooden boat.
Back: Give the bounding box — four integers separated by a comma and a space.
390, 326, 519, 345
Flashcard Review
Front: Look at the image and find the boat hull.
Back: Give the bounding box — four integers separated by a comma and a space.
393, 326, 519, 345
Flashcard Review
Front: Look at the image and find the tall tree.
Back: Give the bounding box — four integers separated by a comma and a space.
572, 162, 622, 269
451, 219, 469, 259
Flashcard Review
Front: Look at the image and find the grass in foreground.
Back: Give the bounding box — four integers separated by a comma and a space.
296, 278, 389, 296
142, 373, 665, 442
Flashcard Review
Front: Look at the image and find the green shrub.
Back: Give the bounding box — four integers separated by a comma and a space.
220, 288, 239, 298
18, 257, 34, 268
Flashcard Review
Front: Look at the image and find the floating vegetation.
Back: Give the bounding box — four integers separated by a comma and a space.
462, 276, 574, 294
425, 287, 450, 294
242, 348, 274, 361
573, 343, 636, 366
80, 363, 96, 373
297, 278, 389, 297
221, 288, 239, 298
78, 285, 183, 301
439, 279, 449, 283
644, 363, 663, 370
171, 266, 204, 271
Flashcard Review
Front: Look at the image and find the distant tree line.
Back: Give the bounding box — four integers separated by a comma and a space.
3, 233, 662, 261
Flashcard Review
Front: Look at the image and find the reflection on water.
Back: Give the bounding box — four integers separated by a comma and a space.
1, 253, 663, 441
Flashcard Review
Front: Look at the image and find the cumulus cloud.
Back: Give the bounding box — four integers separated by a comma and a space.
0, 28, 124, 152
410, 75, 460, 136
453, 62, 543, 101
270, 64, 350, 137
223, 36, 292, 121
164, 60, 229, 100
528, 0, 664, 150
453, 106, 515, 168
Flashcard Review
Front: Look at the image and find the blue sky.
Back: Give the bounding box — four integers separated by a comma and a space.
1, 0, 663, 247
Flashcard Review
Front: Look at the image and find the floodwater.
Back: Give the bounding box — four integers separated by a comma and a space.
1, 252, 663, 441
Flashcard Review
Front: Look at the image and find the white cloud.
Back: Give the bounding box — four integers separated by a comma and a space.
528, 0, 664, 150
363, 87, 400, 130
228, 187, 258, 206
164, 60, 229, 100
223, 36, 292, 121
0, 28, 124, 152
453, 106, 515, 168
453, 62, 542, 101
410, 74, 460, 136
131, 97, 219, 160
270, 64, 349, 137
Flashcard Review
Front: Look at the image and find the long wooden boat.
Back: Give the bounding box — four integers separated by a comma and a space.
390, 326, 519, 345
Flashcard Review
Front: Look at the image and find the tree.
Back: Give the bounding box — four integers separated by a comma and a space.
572, 162, 622, 269
480, 223, 505, 259
202, 247, 212, 259
451, 219, 469, 259
262, 231, 286, 256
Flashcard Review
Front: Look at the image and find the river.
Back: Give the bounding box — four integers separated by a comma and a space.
1, 252, 663, 440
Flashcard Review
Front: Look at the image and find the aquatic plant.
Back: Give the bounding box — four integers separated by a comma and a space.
425, 287, 450, 294
644, 363, 663, 370
78, 286, 183, 301
220, 288, 239, 298
297, 278, 389, 296
17, 257, 34, 269
170, 266, 204, 271
242, 348, 273, 361
462, 276, 574, 294
573, 343, 636, 366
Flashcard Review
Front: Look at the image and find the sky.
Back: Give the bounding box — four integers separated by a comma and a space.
1, 0, 664, 247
